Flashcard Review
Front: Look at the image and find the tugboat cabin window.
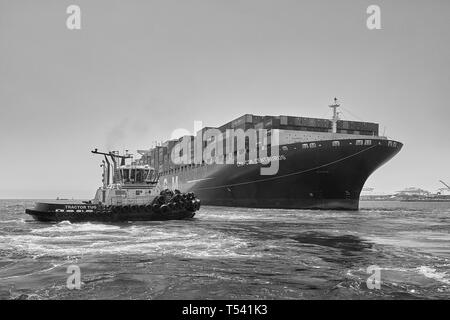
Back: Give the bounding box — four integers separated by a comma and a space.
121, 169, 130, 183
135, 169, 143, 182
120, 167, 154, 184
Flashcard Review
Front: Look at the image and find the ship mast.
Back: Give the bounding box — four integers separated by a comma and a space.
91, 149, 132, 184
329, 97, 340, 133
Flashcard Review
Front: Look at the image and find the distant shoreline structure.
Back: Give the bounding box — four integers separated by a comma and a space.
361, 183, 450, 202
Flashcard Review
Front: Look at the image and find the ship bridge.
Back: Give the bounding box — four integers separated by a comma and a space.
118, 164, 158, 185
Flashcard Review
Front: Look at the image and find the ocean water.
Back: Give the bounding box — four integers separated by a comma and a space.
0, 199, 449, 300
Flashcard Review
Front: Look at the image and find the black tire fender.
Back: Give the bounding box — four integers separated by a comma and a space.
160, 204, 169, 214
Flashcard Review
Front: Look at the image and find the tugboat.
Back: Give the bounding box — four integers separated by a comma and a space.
25, 149, 201, 222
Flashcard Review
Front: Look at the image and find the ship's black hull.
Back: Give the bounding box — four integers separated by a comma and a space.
158, 138, 402, 210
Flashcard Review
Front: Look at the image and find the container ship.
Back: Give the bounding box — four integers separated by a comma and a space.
136, 99, 403, 210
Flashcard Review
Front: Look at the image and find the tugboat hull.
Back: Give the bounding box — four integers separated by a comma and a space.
25, 200, 199, 223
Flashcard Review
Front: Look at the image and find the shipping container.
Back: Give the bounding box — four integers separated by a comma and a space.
219, 122, 232, 132
255, 122, 264, 130
287, 116, 297, 126
231, 116, 245, 128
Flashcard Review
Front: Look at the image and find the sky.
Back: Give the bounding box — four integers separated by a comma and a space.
0, 0, 449, 198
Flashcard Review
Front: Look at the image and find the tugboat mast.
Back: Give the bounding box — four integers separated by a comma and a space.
91, 149, 132, 184
329, 97, 340, 133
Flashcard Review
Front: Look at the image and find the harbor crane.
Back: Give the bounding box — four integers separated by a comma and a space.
439, 180, 450, 190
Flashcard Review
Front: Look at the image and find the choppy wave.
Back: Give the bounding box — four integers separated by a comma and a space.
417, 266, 450, 285
0, 220, 260, 259
0, 200, 449, 299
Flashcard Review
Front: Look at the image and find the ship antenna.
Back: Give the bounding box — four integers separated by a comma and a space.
329, 97, 340, 133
